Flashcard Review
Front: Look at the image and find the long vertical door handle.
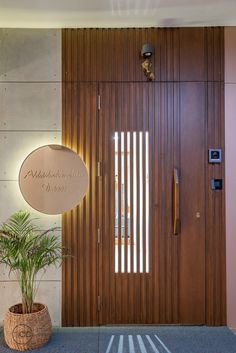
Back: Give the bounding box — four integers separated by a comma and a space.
173, 168, 180, 235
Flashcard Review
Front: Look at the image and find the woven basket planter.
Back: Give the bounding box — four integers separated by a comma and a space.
4, 303, 52, 351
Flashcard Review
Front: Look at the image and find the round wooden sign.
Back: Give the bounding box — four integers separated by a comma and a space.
19, 144, 89, 215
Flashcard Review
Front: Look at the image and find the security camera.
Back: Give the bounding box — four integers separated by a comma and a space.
141, 43, 154, 58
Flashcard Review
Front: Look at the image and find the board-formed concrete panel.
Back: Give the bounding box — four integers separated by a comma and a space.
0, 29, 61, 82
36, 281, 61, 325
0, 262, 61, 282
0, 131, 61, 180
0, 28, 62, 328
0, 83, 61, 130
0, 181, 61, 228
0, 282, 21, 325
0, 281, 61, 326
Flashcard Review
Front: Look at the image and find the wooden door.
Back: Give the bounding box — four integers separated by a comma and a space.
62, 28, 226, 327
98, 82, 206, 324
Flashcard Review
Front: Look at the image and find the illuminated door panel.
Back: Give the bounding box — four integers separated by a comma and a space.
114, 131, 149, 273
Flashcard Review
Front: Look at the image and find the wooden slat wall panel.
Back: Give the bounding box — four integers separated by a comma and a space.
155, 83, 179, 323
206, 82, 226, 325
98, 82, 179, 324
179, 82, 206, 324
63, 28, 224, 83
62, 82, 98, 326
99, 83, 157, 324
206, 27, 224, 81
63, 28, 180, 82
179, 28, 206, 81
62, 27, 226, 326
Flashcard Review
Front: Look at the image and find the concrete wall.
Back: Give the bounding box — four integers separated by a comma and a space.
225, 27, 236, 329
0, 29, 62, 326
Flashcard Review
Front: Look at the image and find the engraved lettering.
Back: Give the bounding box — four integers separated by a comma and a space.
42, 183, 67, 193
24, 169, 84, 179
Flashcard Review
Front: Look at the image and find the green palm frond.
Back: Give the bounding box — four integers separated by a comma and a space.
0, 210, 66, 314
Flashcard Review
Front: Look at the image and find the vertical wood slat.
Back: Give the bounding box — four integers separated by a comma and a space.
129, 85, 135, 322
172, 82, 180, 323
123, 84, 128, 320
142, 85, 147, 322
109, 84, 116, 323
148, 83, 155, 323
71, 30, 78, 326
158, 83, 167, 322
136, 85, 141, 323
101, 82, 111, 324
168, 82, 177, 323
72, 84, 78, 326
79, 86, 85, 325
153, 83, 160, 324
97, 83, 103, 324
61, 28, 66, 325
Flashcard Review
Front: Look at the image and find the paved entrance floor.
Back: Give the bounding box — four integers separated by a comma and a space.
1, 326, 236, 353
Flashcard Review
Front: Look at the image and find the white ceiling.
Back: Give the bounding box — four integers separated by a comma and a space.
0, 0, 236, 28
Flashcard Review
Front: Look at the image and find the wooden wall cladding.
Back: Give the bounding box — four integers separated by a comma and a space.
62, 83, 98, 326
206, 82, 226, 325
62, 27, 224, 82
62, 27, 226, 326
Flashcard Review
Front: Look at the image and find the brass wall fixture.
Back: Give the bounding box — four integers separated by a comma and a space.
140, 43, 155, 81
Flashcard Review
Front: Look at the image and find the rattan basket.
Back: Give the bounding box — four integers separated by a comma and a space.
4, 303, 52, 351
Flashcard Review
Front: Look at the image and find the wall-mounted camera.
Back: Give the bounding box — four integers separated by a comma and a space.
141, 43, 154, 58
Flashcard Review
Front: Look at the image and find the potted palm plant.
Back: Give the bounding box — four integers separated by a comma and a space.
0, 210, 64, 351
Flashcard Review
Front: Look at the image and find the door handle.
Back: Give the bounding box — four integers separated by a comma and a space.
173, 168, 180, 235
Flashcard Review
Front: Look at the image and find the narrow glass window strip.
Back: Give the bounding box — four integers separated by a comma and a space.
139, 132, 143, 273
121, 132, 125, 273
142, 130, 146, 273
130, 131, 134, 274
124, 131, 128, 273
127, 132, 131, 273
115, 132, 119, 273
133, 132, 137, 273
146, 132, 149, 273
118, 131, 122, 273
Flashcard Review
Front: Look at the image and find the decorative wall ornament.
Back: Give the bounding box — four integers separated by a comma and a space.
141, 58, 155, 81
19, 144, 89, 214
